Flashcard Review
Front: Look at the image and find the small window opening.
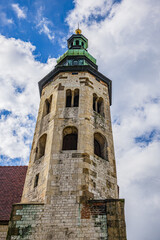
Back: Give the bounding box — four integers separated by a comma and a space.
93, 94, 97, 111
82, 42, 84, 47
93, 94, 104, 116
76, 40, 79, 45
71, 42, 73, 47
74, 89, 79, 107
94, 133, 108, 160
62, 127, 78, 150
43, 95, 52, 117
34, 173, 39, 188
35, 134, 47, 161
97, 97, 104, 116
66, 89, 72, 107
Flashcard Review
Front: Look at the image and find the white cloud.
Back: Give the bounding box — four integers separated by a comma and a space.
12, 3, 26, 19
36, 7, 54, 41
66, 0, 160, 239
0, 35, 56, 165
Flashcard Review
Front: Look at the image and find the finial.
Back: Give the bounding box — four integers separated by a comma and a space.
75, 23, 82, 34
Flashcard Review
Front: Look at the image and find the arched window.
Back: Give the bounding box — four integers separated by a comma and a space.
66, 89, 80, 107
97, 97, 104, 116
74, 89, 79, 107
43, 95, 52, 117
66, 89, 72, 107
62, 127, 78, 150
93, 94, 104, 116
35, 134, 47, 160
93, 93, 97, 111
94, 133, 108, 160
76, 40, 79, 45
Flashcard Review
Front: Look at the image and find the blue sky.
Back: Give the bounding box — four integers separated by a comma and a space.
0, 0, 160, 239
0, 0, 74, 62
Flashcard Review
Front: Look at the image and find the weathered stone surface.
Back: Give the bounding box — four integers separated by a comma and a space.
7, 72, 127, 239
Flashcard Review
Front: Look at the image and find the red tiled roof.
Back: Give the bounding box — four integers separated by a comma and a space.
0, 166, 27, 221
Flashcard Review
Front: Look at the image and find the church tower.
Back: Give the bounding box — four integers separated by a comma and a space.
7, 29, 127, 240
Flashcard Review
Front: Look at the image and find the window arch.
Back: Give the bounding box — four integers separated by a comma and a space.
35, 134, 47, 160
94, 132, 108, 160
66, 89, 72, 107
74, 89, 79, 107
76, 40, 79, 45
62, 126, 78, 150
43, 95, 52, 117
93, 94, 104, 117
66, 89, 79, 107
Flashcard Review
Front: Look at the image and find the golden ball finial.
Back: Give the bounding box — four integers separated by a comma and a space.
75, 28, 82, 34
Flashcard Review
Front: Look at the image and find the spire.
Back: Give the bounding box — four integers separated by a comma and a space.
75, 23, 82, 34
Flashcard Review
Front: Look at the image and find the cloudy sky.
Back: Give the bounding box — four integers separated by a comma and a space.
0, 0, 160, 239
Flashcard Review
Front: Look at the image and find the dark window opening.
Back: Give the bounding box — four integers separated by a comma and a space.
63, 134, 77, 150
94, 139, 101, 158
73, 60, 78, 65
94, 133, 108, 160
66, 89, 72, 107
93, 94, 97, 111
35, 134, 47, 161
62, 127, 78, 151
93, 94, 104, 116
74, 89, 79, 107
34, 173, 39, 188
82, 42, 84, 47
76, 40, 79, 45
97, 101, 101, 114
43, 95, 52, 117
97, 98, 104, 116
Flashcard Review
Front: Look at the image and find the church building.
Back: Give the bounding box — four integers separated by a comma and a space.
4, 29, 127, 239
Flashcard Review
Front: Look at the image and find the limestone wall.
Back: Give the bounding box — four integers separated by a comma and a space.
21, 72, 118, 204
7, 200, 126, 240
0, 224, 8, 240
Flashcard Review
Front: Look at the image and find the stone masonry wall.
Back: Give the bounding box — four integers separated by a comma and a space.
21, 72, 118, 204
7, 200, 127, 240
0, 224, 8, 240
7, 203, 44, 240
11, 71, 128, 239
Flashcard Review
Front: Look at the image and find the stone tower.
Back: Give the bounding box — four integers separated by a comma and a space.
7, 29, 127, 240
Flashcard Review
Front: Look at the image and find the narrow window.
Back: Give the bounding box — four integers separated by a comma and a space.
76, 40, 79, 45
35, 134, 47, 160
94, 139, 101, 157
66, 89, 72, 107
62, 127, 78, 150
43, 95, 52, 117
97, 97, 104, 116
74, 89, 79, 107
82, 42, 84, 47
94, 133, 108, 160
93, 93, 97, 111
34, 173, 39, 188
